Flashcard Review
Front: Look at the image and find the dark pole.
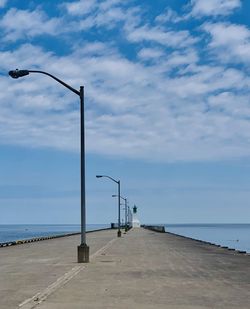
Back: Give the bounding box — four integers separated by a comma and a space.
80, 86, 85, 245
78, 86, 89, 262
125, 198, 128, 231
112, 194, 127, 233
118, 181, 121, 237
96, 175, 121, 237
8, 69, 89, 263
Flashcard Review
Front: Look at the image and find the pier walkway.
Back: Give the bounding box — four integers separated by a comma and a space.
1, 228, 250, 308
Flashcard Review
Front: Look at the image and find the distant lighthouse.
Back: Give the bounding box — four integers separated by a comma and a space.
132, 205, 140, 228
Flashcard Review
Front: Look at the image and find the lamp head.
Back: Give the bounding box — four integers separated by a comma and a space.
112, 195, 117, 197
9, 69, 29, 79
96, 175, 103, 178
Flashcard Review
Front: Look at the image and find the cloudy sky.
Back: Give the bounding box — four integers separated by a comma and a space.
0, 0, 250, 224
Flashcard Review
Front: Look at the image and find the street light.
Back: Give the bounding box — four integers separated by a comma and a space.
9, 69, 89, 263
112, 194, 128, 232
96, 175, 121, 237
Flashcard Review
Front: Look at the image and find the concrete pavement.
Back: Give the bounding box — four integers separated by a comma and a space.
1, 228, 250, 308
0, 229, 116, 308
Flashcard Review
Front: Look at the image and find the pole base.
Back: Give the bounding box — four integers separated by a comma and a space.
78, 244, 89, 263
117, 230, 122, 237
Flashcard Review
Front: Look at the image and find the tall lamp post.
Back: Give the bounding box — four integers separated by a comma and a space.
96, 175, 121, 237
112, 194, 128, 232
8, 69, 89, 263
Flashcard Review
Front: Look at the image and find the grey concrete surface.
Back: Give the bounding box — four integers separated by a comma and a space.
0, 229, 117, 308
1, 228, 250, 308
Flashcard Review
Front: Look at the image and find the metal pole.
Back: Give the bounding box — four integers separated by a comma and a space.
128, 206, 130, 228
125, 198, 127, 231
80, 86, 85, 245
77, 86, 89, 262
8, 69, 89, 263
117, 181, 121, 237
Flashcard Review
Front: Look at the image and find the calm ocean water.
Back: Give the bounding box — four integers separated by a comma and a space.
2, 224, 250, 253
165, 224, 250, 253
0, 224, 109, 243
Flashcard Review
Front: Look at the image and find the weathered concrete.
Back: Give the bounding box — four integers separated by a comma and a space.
1, 228, 250, 308
0, 229, 117, 309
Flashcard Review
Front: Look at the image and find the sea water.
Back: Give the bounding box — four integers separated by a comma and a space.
165, 224, 250, 253
0, 224, 109, 243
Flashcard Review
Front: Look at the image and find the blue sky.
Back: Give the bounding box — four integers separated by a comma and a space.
0, 0, 250, 224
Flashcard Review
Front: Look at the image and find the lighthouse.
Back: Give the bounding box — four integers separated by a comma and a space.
132, 205, 140, 228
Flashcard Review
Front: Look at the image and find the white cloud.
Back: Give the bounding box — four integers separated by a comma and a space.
0, 8, 62, 41
86, 7, 128, 29
0, 0, 140, 40
63, 0, 140, 31
63, 0, 124, 16
126, 24, 197, 48
0, 0, 7, 8
72, 41, 117, 56
0, 1, 250, 163
155, 8, 184, 24
137, 48, 164, 61
137, 48, 199, 73
208, 92, 250, 118
1, 42, 250, 162
190, 0, 241, 17
63, 0, 97, 16
203, 22, 250, 64
162, 49, 199, 70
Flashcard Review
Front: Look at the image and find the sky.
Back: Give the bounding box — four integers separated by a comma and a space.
0, 0, 250, 224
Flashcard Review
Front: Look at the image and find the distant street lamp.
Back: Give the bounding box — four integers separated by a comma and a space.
96, 175, 121, 237
8, 69, 89, 263
112, 194, 128, 231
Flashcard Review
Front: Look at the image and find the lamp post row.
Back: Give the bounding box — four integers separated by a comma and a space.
96, 175, 122, 237
112, 194, 129, 232
8, 69, 133, 263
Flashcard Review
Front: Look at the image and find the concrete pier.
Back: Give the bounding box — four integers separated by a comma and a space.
1, 228, 250, 308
